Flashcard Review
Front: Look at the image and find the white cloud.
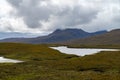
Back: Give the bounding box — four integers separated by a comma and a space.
0, 0, 119, 34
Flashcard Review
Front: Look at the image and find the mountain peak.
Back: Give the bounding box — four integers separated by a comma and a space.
52, 28, 86, 34
53, 29, 62, 33
0, 28, 108, 44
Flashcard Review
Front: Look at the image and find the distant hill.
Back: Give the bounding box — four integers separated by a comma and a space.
0, 32, 39, 39
66, 29, 120, 45
0, 29, 107, 44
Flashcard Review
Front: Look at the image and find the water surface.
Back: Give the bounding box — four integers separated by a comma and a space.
50, 46, 119, 56
0, 57, 23, 63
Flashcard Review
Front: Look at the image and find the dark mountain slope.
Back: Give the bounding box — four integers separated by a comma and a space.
35, 29, 93, 43
67, 29, 120, 45
0, 29, 107, 44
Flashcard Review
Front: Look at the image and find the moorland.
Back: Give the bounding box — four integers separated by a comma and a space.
0, 43, 120, 80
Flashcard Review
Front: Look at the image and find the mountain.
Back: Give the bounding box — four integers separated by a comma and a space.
0, 29, 107, 44
0, 32, 39, 39
66, 29, 120, 45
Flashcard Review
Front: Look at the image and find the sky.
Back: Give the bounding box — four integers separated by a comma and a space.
0, 0, 120, 35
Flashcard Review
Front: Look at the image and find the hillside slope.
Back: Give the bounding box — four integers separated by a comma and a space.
67, 29, 120, 45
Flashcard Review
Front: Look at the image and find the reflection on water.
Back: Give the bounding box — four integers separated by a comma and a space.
50, 46, 119, 56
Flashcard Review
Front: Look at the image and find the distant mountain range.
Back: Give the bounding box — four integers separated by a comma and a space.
0, 32, 40, 39
0, 29, 107, 44
66, 29, 120, 45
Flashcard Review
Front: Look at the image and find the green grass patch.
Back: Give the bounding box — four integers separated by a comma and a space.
0, 43, 120, 80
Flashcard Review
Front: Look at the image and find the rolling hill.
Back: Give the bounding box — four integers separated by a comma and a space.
66, 29, 120, 45
0, 29, 107, 44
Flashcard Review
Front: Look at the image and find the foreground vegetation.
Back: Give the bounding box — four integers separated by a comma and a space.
0, 43, 120, 80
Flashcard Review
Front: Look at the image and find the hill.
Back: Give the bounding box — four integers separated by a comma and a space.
66, 29, 120, 46
0, 29, 107, 44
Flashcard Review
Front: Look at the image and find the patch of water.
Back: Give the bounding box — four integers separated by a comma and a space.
0, 57, 23, 63
50, 46, 119, 56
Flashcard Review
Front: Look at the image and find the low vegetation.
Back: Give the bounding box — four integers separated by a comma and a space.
66, 44, 120, 49
65, 29, 120, 46
0, 43, 120, 80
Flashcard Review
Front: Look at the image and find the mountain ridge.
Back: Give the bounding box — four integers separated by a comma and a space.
65, 29, 120, 45
0, 28, 107, 44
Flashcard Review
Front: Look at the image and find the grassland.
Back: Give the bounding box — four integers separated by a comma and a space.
0, 43, 120, 80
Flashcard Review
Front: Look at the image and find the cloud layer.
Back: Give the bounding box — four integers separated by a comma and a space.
0, 0, 120, 33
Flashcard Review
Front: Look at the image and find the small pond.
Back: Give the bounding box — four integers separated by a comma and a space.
0, 57, 23, 63
50, 46, 119, 56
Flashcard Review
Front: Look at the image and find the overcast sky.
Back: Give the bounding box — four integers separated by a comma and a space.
0, 0, 120, 34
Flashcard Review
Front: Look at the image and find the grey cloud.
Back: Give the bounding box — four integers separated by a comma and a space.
7, 0, 54, 28
6, 0, 120, 32
7, 0, 22, 8
7, 0, 99, 30
44, 5, 98, 31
